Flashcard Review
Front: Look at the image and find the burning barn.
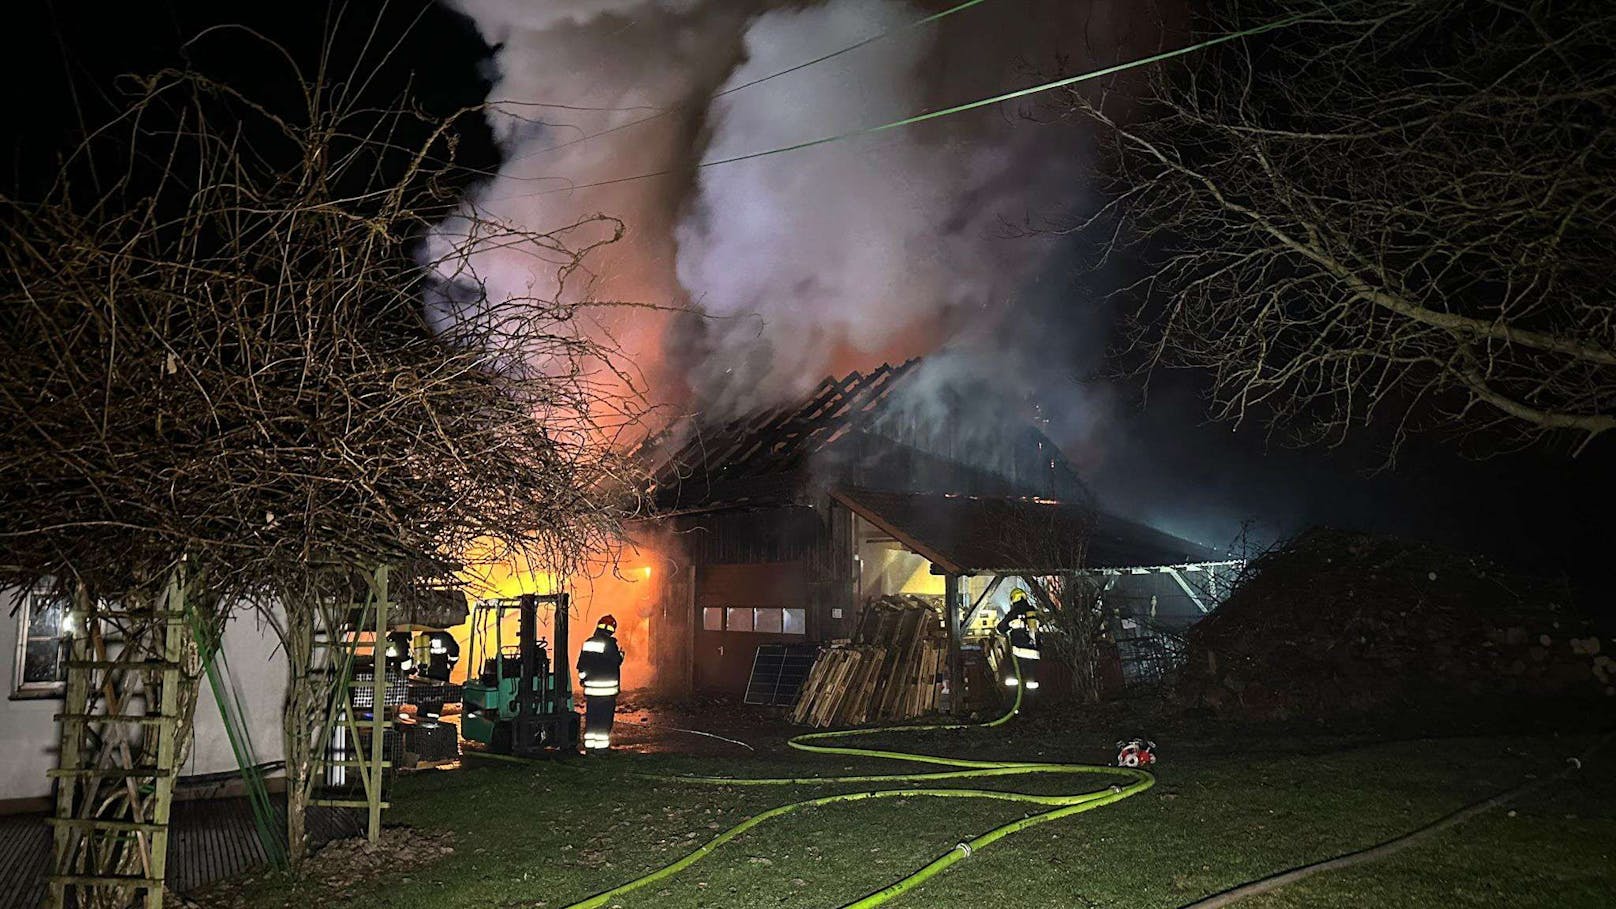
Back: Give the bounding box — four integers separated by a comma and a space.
639, 359, 1240, 702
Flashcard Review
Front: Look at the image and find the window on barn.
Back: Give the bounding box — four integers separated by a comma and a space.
782, 608, 806, 635
753, 607, 784, 633
705, 607, 809, 635
14, 590, 72, 698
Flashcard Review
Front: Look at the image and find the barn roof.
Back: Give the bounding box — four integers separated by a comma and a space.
646, 359, 921, 505
642, 359, 1223, 570
830, 487, 1222, 572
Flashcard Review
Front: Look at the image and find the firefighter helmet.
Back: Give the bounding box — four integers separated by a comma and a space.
597, 614, 618, 634
1009, 587, 1029, 604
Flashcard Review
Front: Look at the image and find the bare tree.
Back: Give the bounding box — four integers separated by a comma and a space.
979, 504, 1105, 705
1065, 0, 1616, 454
1, 32, 646, 887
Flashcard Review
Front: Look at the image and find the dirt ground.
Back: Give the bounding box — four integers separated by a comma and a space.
608, 693, 801, 756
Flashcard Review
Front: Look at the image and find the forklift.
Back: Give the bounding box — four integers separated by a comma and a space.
460, 593, 579, 755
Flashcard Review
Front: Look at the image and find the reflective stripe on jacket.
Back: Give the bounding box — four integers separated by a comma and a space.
576, 630, 624, 690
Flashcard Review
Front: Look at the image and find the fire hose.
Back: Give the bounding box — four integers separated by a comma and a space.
562, 664, 1155, 909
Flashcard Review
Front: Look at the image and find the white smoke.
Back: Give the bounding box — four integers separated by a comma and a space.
446, 0, 700, 36
674, 0, 1077, 415
423, 0, 747, 416
429, 0, 1146, 421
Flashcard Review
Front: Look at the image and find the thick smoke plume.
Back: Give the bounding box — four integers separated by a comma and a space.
431, 0, 1148, 418
427, 0, 747, 420
673, 0, 1075, 415
429, 2, 1289, 549
423, 0, 1547, 576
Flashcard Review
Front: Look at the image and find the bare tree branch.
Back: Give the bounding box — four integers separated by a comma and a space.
1059, 0, 1616, 455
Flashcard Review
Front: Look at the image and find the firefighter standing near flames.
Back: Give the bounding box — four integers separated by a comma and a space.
576, 614, 624, 751
997, 587, 1042, 692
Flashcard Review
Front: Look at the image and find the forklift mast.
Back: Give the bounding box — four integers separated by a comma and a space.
513, 593, 571, 745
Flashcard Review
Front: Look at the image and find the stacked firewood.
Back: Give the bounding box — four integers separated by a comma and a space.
790, 596, 949, 727
1181, 529, 1612, 719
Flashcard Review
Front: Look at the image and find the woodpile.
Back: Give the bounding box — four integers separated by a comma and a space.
790, 596, 949, 727
1180, 529, 1613, 719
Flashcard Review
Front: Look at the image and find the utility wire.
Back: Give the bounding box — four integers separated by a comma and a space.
486, 13, 1307, 204
499, 0, 996, 170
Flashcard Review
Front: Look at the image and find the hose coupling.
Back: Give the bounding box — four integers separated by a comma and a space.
954, 842, 974, 858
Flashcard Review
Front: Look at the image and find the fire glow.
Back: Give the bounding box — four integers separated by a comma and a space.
448, 538, 661, 693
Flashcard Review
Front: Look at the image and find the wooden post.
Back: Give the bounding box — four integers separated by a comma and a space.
309, 564, 392, 843
684, 565, 697, 697
48, 567, 187, 909
366, 565, 389, 843
944, 574, 962, 715
145, 571, 187, 908
45, 584, 91, 909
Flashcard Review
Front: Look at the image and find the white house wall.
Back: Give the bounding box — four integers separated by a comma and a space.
182, 605, 288, 782
1, 588, 289, 804
0, 587, 63, 805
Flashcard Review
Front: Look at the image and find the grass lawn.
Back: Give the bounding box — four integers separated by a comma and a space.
211, 719, 1616, 908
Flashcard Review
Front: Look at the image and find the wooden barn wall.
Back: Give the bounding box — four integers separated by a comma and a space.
670, 504, 853, 581
661, 502, 857, 694
651, 563, 695, 696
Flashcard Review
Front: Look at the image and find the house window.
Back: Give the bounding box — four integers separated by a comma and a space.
725, 607, 754, 632
754, 607, 783, 633
15, 590, 72, 698
702, 607, 724, 631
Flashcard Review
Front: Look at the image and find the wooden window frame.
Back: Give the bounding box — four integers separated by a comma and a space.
12, 589, 71, 700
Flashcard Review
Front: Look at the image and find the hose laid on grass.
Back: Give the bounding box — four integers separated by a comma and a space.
563, 668, 1155, 909
1177, 734, 1610, 909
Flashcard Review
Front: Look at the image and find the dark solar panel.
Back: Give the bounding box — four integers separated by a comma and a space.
743, 644, 820, 706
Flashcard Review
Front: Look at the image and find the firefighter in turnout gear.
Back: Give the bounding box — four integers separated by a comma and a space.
997, 587, 1042, 692
384, 631, 415, 674
576, 614, 624, 751
421, 630, 461, 681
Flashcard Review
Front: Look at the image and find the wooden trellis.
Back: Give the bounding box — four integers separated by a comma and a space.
47, 567, 190, 909
308, 565, 393, 842
47, 563, 398, 908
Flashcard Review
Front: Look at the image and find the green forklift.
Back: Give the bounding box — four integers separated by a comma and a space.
460, 593, 580, 755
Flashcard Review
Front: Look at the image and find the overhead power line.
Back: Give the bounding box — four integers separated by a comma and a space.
499, 0, 995, 170
485, 13, 1307, 204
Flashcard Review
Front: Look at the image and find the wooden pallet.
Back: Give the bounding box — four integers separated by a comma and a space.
790, 597, 949, 727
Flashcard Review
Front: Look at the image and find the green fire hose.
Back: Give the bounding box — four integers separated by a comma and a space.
563, 668, 1155, 909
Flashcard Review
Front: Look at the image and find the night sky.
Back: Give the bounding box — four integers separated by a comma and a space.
8, 0, 1613, 617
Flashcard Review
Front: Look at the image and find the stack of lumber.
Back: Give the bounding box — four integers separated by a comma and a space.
789, 596, 949, 727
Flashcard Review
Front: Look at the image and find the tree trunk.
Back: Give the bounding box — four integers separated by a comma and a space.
280, 603, 319, 867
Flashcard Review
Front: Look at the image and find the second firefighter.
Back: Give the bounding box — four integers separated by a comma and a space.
576, 614, 624, 751
997, 587, 1042, 692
